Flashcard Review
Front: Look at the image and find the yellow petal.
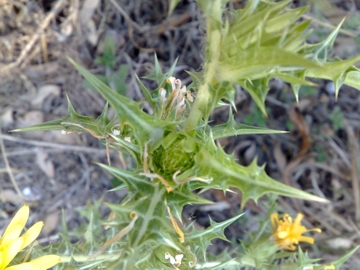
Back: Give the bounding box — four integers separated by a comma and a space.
29, 255, 61, 269
5, 263, 40, 270
20, 222, 44, 250
297, 235, 315, 244
294, 213, 303, 225
1, 206, 29, 248
1, 237, 23, 269
5, 255, 61, 270
0, 224, 24, 249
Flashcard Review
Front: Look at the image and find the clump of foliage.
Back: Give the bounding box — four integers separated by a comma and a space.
15, 0, 360, 269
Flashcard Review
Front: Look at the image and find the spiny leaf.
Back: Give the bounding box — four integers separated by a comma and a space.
186, 71, 203, 90
228, 0, 291, 42
165, 184, 213, 221
239, 77, 270, 116
186, 214, 243, 262
98, 164, 154, 201
301, 18, 346, 61
265, 6, 307, 34
219, 47, 320, 82
143, 54, 178, 86
211, 113, 287, 140
135, 74, 157, 109
274, 71, 316, 87
344, 69, 360, 90
194, 142, 329, 206
329, 246, 360, 269
306, 56, 360, 97
200, 81, 236, 121
11, 118, 65, 132
12, 97, 112, 136
68, 57, 167, 148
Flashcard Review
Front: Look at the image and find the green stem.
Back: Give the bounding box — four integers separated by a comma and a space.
184, 0, 223, 133
60, 254, 120, 263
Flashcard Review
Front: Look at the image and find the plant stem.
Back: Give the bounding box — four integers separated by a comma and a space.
60, 254, 120, 263
184, 0, 223, 133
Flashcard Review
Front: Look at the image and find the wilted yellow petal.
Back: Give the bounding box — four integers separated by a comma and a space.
167, 207, 184, 243
20, 222, 44, 250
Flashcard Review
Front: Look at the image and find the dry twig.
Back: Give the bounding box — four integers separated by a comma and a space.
345, 120, 360, 221
0, 0, 66, 73
0, 126, 24, 200
0, 134, 105, 154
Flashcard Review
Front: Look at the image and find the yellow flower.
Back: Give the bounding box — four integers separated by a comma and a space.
271, 213, 321, 251
0, 205, 61, 270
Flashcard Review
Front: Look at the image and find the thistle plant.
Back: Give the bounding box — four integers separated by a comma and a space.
15, 0, 360, 269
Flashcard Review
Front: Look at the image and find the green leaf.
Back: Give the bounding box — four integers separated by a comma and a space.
265, 6, 307, 34
135, 74, 157, 109
201, 81, 236, 121
274, 71, 316, 87
68, 57, 167, 148
239, 77, 270, 116
11, 118, 65, 132
329, 246, 360, 269
12, 97, 113, 137
194, 141, 329, 206
186, 71, 203, 90
344, 69, 360, 90
108, 64, 129, 95
95, 35, 117, 68
329, 106, 344, 131
301, 18, 345, 61
143, 54, 178, 87
186, 214, 243, 262
306, 56, 360, 97
228, 0, 291, 44
211, 114, 287, 140
219, 47, 320, 82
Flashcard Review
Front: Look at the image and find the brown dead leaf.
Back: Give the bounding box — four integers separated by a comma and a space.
36, 148, 55, 178
42, 211, 60, 235
274, 141, 286, 173
86, 19, 98, 46
281, 104, 314, 211
43, 130, 79, 145
32, 84, 61, 108
0, 189, 22, 204
17, 110, 44, 128
289, 104, 311, 156
345, 121, 360, 221
80, 0, 100, 26
80, 0, 100, 46
0, 108, 14, 128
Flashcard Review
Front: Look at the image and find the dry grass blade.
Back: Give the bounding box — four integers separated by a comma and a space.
108, 0, 154, 52
0, 0, 66, 73
345, 120, 360, 221
0, 134, 105, 154
0, 125, 24, 201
